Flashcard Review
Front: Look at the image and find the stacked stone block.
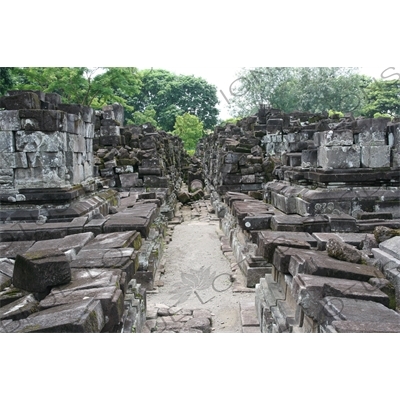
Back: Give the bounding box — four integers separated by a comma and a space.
0, 90, 95, 191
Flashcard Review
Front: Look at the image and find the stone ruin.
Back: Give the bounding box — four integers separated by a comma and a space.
202, 105, 400, 333
1, 90, 400, 333
0, 90, 192, 332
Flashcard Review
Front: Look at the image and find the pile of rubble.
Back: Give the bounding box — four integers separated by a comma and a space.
206, 104, 400, 333
0, 90, 192, 332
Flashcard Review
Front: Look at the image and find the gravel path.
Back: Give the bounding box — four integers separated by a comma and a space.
144, 199, 259, 333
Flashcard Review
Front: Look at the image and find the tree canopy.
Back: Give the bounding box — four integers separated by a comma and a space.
172, 113, 204, 152
361, 79, 400, 118
227, 67, 368, 117
128, 69, 219, 131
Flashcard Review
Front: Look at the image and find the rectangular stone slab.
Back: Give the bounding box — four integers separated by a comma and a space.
320, 296, 400, 327
26, 232, 94, 254
103, 216, 151, 239
39, 286, 123, 332
379, 236, 400, 261
292, 274, 389, 322
0, 240, 35, 258
84, 231, 142, 251
303, 252, 383, 281
0, 298, 104, 333
0, 294, 38, 321
55, 269, 122, 292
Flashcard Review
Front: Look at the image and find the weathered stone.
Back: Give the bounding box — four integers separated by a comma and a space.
19, 110, 67, 132
85, 231, 142, 251
374, 226, 400, 243
320, 296, 400, 332
0, 294, 39, 321
326, 238, 364, 264
119, 173, 139, 188
0, 152, 28, 169
0, 241, 35, 259
0, 298, 105, 333
0, 131, 15, 152
314, 130, 353, 147
40, 285, 124, 332
317, 145, 361, 169
0, 110, 21, 130
379, 236, 400, 261
292, 274, 390, 321
13, 249, 71, 293
361, 145, 390, 168
3, 92, 41, 110
27, 232, 94, 255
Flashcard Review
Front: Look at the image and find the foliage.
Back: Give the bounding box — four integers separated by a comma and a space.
361, 79, 400, 118
227, 67, 366, 117
130, 69, 219, 131
172, 113, 204, 152
128, 106, 159, 127
0, 67, 14, 95
219, 117, 240, 127
328, 110, 344, 118
9, 67, 142, 113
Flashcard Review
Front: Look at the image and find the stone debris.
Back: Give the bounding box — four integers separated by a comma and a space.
1, 93, 400, 333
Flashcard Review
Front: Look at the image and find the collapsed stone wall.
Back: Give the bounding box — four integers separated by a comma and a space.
204, 105, 400, 333
0, 90, 192, 333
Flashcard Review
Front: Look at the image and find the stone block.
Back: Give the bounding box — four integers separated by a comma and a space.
27, 232, 94, 255
19, 110, 67, 132
0, 152, 28, 169
379, 236, 400, 261
100, 126, 120, 136
356, 118, 389, 135
45, 93, 62, 106
314, 130, 353, 147
99, 135, 122, 146
3, 92, 41, 110
0, 241, 35, 258
320, 297, 400, 332
292, 274, 390, 322
27, 151, 64, 168
66, 113, 85, 135
15, 130, 67, 152
360, 145, 390, 168
270, 215, 305, 231
0, 298, 105, 333
85, 231, 142, 251
119, 173, 139, 188
0, 131, 15, 152
0, 294, 38, 321
317, 145, 360, 169
57, 104, 95, 123
0, 110, 21, 130
358, 131, 386, 145
67, 134, 86, 153
112, 103, 124, 126
143, 176, 169, 188
301, 149, 318, 168
40, 285, 124, 332
13, 249, 71, 293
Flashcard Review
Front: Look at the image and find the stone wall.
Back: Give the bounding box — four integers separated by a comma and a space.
0, 91, 95, 191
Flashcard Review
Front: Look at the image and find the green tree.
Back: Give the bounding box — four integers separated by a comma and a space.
228, 67, 366, 116
130, 69, 219, 131
129, 106, 159, 127
0, 67, 14, 95
172, 113, 204, 152
9, 67, 141, 113
361, 79, 400, 118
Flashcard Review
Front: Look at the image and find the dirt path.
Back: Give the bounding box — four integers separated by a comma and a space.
144, 199, 259, 333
